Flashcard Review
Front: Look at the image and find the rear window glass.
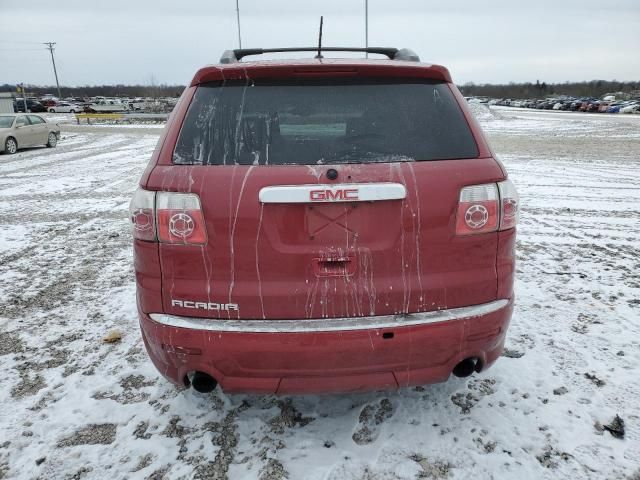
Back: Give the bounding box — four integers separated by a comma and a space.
174, 78, 478, 165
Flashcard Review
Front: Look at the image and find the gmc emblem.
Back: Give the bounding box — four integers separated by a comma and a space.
309, 188, 359, 202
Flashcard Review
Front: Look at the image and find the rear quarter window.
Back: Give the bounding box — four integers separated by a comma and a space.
174, 78, 478, 165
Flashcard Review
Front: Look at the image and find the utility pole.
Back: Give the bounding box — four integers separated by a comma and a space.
44, 42, 62, 99
19, 83, 28, 113
365, 0, 369, 58
235, 0, 242, 49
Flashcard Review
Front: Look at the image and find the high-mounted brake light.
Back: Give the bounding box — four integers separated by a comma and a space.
156, 192, 207, 245
455, 180, 518, 236
129, 188, 156, 241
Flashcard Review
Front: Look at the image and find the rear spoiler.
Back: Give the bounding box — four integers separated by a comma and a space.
219, 47, 420, 64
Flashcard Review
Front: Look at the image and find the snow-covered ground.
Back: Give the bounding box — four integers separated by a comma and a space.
0, 109, 639, 480
479, 105, 640, 138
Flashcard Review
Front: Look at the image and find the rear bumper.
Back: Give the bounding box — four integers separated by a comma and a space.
139, 298, 513, 394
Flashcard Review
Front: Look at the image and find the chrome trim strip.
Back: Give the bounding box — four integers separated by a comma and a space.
259, 182, 407, 204
149, 299, 509, 333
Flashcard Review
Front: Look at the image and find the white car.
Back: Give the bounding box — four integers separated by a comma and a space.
620, 102, 640, 114
129, 98, 147, 111
48, 102, 81, 113
87, 99, 128, 113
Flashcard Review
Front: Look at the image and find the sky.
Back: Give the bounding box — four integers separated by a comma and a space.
0, 0, 638, 87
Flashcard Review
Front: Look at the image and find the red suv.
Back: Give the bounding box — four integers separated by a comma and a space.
130, 47, 518, 395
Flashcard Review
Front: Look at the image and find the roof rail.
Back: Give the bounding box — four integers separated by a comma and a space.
219, 47, 420, 64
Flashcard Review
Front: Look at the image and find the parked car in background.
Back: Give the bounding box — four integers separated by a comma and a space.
567, 101, 580, 111
579, 101, 592, 112
587, 102, 602, 113
128, 98, 148, 111
40, 99, 57, 109
130, 46, 518, 395
605, 101, 626, 113
86, 98, 128, 113
48, 102, 82, 113
29, 102, 47, 113
474, 94, 638, 114
0, 114, 60, 154
620, 102, 640, 114
13, 98, 47, 113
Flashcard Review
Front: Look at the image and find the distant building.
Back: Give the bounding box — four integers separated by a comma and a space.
0, 93, 14, 113
602, 91, 634, 101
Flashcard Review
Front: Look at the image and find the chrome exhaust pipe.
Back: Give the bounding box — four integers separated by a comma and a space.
452, 358, 478, 378
191, 371, 217, 393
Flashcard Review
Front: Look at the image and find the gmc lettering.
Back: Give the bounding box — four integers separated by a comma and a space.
309, 188, 359, 202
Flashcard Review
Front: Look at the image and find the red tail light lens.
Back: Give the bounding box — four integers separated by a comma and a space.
129, 188, 156, 241
456, 184, 499, 235
156, 192, 207, 245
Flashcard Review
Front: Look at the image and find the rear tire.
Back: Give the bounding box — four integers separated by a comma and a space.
46, 132, 58, 148
5, 137, 17, 154
49, 108, 55, 113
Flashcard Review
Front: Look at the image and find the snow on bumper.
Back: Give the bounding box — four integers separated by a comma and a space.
139, 298, 513, 394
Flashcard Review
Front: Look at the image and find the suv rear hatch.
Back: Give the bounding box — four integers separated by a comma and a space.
147, 76, 504, 320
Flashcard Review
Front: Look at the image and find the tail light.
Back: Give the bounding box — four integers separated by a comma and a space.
498, 179, 519, 230
129, 189, 207, 245
456, 180, 519, 236
156, 192, 207, 245
129, 188, 156, 241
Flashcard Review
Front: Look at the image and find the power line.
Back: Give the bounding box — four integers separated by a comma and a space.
0, 41, 44, 45
44, 42, 62, 98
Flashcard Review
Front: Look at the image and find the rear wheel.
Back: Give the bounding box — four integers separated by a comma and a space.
5, 137, 17, 154
49, 108, 56, 113
46, 132, 58, 148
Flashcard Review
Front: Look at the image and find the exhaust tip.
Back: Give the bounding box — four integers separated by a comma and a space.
191, 371, 218, 393
452, 358, 478, 378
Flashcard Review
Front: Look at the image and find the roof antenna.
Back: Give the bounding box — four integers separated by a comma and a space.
315, 16, 324, 59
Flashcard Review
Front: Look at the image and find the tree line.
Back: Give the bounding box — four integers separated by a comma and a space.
0, 84, 185, 98
459, 80, 640, 99
1, 80, 639, 100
